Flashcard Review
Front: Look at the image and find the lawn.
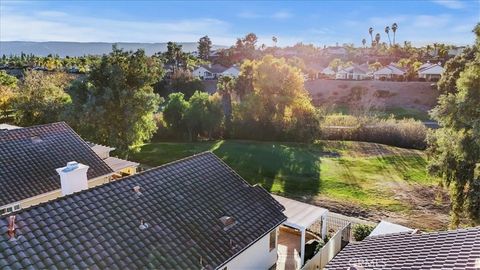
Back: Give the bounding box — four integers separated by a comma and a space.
131, 140, 439, 214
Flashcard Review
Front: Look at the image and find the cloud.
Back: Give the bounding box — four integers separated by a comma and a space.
432, 0, 465, 9
271, 11, 293, 19
237, 10, 293, 20
237, 11, 260, 19
0, 7, 234, 44
413, 14, 451, 28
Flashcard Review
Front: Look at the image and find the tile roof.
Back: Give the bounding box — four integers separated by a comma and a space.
200, 64, 228, 74
0, 122, 113, 206
0, 152, 287, 269
326, 226, 480, 270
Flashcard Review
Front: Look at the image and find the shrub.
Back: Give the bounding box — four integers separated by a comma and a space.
352, 224, 374, 241
373, 90, 396, 98
321, 114, 428, 149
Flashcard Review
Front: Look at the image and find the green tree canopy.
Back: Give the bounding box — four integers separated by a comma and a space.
66, 46, 163, 155
233, 55, 321, 142
13, 71, 71, 126
428, 23, 480, 227
198, 35, 212, 61
0, 71, 18, 119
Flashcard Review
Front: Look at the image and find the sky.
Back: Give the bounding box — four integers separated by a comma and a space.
1, 0, 479, 47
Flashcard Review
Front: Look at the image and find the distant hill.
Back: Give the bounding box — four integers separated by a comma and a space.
0, 41, 228, 57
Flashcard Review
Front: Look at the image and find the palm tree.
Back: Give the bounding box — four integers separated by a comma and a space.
385, 26, 391, 46
362, 38, 366, 48
391, 23, 398, 45
217, 76, 236, 138
368, 27, 374, 46
375, 33, 381, 47
272, 36, 278, 47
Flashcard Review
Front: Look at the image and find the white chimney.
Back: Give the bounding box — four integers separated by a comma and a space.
56, 161, 89, 196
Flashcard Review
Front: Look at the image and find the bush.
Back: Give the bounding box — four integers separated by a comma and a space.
321, 114, 427, 149
352, 224, 374, 241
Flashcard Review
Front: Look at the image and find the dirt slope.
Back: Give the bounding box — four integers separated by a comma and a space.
306, 80, 439, 112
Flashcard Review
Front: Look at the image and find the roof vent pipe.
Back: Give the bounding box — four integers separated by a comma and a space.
7, 215, 16, 239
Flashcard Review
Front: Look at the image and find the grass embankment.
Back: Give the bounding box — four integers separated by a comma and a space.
131, 140, 438, 214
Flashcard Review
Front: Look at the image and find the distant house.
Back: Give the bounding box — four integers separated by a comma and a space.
418, 62, 444, 82
0, 122, 137, 215
335, 65, 369, 80
448, 46, 466, 57
321, 66, 336, 78
323, 46, 348, 58
373, 64, 406, 81
0, 152, 287, 270
326, 226, 480, 269
192, 64, 228, 80
221, 65, 240, 77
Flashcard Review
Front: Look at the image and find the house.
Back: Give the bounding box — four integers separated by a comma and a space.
335, 65, 369, 80
373, 63, 406, 81
320, 66, 336, 79
326, 226, 480, 269
418, 62, 444, 82
0, 122, 136, 215
322, 46, 348, 58
221, 65, 240, 77
192, 64, 228, 80
448, 46, 466, 57
0, 152, 287, 270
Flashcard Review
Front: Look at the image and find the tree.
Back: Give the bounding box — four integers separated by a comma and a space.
362, 38, 366, 48
198, 35, 212, 61
392, 23, 398, 45
184, 91, 223, 141
163, 92, 189, 136
428, 23, 480, 227
234, 59, 254, 100
375, 33, 381, 47
165, 42, 184, 72
0, 71, 18, 119
438, 46, 476, 94
170, 69, 205, 98
368, 27, 374, 46
217, 76, 235, 137
13, 71, 71, 126
67, 47, 162, 155
385, 26, 391, 46
233, 55, 321, 142
272, 36, 278, 47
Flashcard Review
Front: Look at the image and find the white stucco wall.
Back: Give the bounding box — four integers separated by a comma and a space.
223, 227, 279, 270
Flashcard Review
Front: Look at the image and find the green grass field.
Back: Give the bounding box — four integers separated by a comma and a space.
131, 140, 438, 214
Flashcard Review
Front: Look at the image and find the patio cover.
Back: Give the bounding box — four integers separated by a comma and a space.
273, 195, 329, 267
104, 157, 139, 173
272, 195, 328, 230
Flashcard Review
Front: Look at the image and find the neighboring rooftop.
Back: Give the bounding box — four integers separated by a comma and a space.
369, 220, 413, 237
0, 152, 287, 269
0, 122, 113, 206
0, 124, 21, 131
200, 63, 228, 73
326, 226, 480, 269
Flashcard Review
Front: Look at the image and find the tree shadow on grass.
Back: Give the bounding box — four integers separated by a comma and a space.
213, 140, 321, 197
